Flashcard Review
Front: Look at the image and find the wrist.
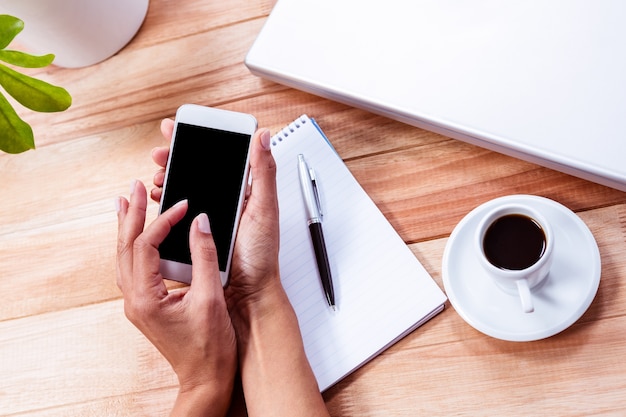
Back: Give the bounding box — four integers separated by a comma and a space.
226, 278, 329, 417
170, 382, 233, 417
227, 275, 288, 325
227, 277, 302, 358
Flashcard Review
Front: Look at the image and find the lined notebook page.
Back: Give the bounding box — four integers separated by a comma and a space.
271, 115, 447, 391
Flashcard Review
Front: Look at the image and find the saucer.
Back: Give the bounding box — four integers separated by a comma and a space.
442, 195, 601, 342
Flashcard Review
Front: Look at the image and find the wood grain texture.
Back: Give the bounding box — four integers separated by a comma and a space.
1, 0, 625, 415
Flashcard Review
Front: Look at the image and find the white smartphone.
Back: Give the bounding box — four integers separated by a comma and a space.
158, 104, 257, 286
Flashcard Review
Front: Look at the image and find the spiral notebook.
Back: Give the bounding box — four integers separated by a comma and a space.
271, 115, 446, 391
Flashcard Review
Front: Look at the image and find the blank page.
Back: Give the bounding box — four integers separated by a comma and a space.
271, 115, 447, 391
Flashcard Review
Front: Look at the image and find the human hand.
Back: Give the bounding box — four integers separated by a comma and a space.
150, 120, 282, 307
116, 180, 237, 416
150, 118, 329, 417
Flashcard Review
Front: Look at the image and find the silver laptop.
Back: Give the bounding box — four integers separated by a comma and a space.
246, 0, 626, 191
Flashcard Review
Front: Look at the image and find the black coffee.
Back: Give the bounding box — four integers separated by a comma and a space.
483, 214, 546, 270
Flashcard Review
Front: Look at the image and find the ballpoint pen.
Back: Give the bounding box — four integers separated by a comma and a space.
298, 153, 336, 309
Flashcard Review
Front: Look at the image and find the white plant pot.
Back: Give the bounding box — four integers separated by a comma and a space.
0, 0, 149, 68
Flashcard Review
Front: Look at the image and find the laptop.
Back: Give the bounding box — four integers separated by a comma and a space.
245, 0, 626, 191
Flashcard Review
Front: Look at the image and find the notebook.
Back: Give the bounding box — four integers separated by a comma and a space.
246, 0, 626, 192
271, 115, 446, 391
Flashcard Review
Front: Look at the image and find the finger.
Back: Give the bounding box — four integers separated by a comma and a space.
133, 199, 189, 292
115, 195, 129, 231
151, 147, 170, 169
115, 195, 129, 290
150, 168, 165, 203
160, 118, 175, 142
117, 180, 148, 290
188, 213, 225, 302
153, 168, 165, 187
150, 187, 163, 203
244, 173, 252, 200
247, 128, 279, 214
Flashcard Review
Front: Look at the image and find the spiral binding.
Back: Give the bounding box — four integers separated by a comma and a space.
271, 114, 309, 147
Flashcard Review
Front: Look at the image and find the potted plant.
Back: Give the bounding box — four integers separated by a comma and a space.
0, 0, 150, 69
0, 0, 149, 154
0, 14, 71, 154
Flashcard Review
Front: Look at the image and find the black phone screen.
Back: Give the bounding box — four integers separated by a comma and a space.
159, 122, 251, 270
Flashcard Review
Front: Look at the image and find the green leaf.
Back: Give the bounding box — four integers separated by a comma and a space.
0, 91, 35, 153
0, 14, 72, 153
0, 62, 71, 112
0, 49, 55, 68
0, 15, 24, 50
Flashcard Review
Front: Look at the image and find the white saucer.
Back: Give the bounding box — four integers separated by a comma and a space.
442, 195, 601, 342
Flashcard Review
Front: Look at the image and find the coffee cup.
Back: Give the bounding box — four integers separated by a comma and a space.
475, 203, 554, 313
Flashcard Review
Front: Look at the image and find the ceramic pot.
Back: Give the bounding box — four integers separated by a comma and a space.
0, 0, 149, 68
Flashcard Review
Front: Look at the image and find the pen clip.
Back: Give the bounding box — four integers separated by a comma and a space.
309, 167, 323, 218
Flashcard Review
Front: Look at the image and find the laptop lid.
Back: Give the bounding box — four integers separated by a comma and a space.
246, 0, 626, 191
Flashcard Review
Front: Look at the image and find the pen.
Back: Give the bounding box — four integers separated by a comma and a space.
298, 154, 336, 309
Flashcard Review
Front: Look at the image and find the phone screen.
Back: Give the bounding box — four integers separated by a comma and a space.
159, 122, 251, 270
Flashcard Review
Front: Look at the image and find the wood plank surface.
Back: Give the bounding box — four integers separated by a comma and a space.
1, 0, 625, 415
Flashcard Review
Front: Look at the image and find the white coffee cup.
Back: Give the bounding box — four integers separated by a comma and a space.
475, 203, 554, 313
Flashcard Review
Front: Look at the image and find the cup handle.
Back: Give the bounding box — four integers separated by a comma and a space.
516, 279, 534, 313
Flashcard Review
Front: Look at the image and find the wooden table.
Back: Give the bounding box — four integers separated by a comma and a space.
2, 1, 625, 415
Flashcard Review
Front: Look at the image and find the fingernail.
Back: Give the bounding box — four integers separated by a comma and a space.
260, 129, 271, 150
197, 213, 211, 233
130, 179, 137, 196
114, 196, 121, 213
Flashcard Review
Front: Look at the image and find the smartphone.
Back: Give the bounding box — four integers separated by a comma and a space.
158, 104, 257, 286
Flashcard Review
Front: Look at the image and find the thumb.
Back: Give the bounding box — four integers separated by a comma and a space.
188, 213, 225, 298
248, 128, 278, 213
